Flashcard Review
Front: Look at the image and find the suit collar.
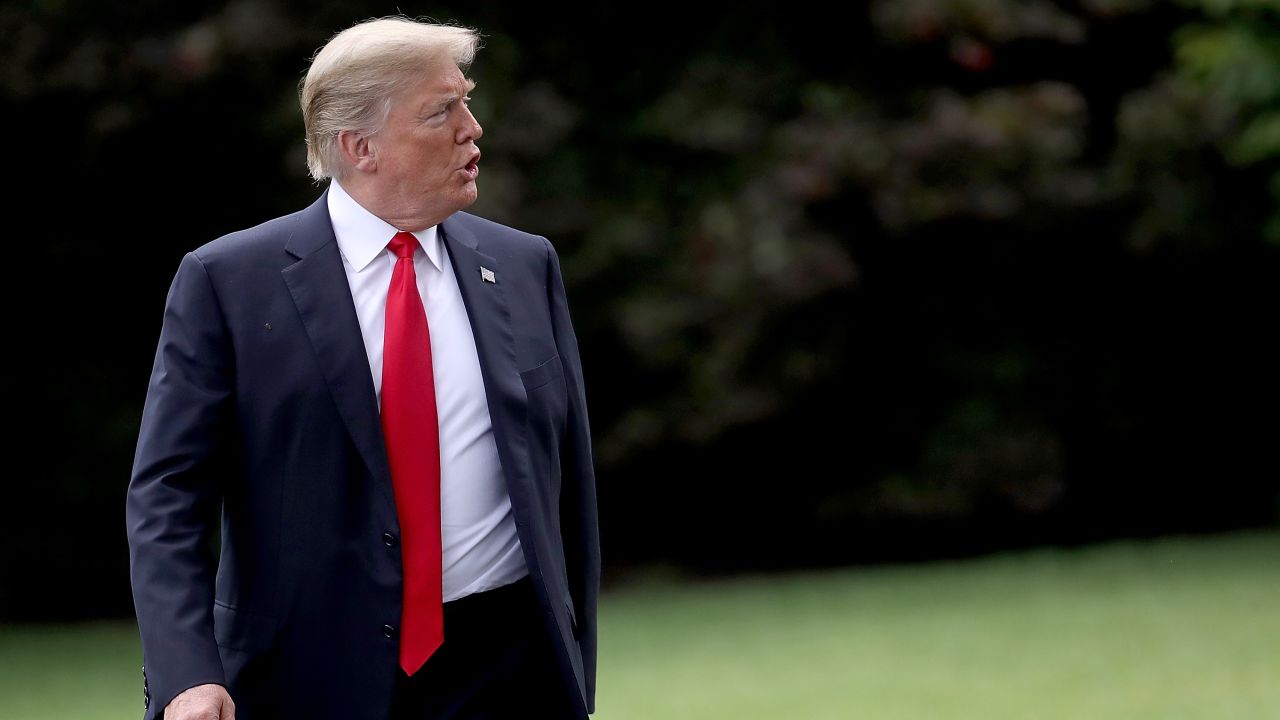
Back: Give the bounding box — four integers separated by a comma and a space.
283, 189, 336, 259
440, 211, 480, 250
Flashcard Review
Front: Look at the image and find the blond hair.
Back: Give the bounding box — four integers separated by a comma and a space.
300, 17, 481, 181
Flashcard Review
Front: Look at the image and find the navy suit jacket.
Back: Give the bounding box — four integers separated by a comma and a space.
125, 189, 599, 719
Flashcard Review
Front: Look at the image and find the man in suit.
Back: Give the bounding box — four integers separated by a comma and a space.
125, 17, 599, 720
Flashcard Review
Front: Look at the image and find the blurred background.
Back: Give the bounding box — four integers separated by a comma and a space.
2, 0, 1278, 717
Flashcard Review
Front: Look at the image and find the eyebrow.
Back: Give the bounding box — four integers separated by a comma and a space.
428, 77, 477, 112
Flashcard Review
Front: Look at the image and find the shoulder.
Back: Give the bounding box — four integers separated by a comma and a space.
446, 210, 563, 271
191, 208, 309, 265
183, 193, 330, 276
448, 210, 555, 249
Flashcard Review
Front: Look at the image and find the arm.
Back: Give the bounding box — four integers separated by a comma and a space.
125, 251, 233, 719
542, 236, 601, 714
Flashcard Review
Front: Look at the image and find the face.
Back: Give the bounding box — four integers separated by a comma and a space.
366, 60, 483, 230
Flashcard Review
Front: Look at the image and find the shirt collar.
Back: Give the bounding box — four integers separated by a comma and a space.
326, 178, 443, 274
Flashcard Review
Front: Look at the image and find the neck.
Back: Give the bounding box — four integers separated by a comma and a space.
335, 175, 440, 232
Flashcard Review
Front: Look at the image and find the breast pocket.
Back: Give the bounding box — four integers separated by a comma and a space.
520, 353, 568, 425
519, 354, 569, 476
519, 353, 564, 392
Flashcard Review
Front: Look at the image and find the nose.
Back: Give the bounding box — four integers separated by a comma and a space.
457, 104, 482, 144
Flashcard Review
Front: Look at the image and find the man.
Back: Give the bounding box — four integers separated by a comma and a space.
125, 17, 599, 720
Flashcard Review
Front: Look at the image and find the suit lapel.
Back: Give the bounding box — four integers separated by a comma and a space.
439, 216, 536, 538
280, 191, 396, 515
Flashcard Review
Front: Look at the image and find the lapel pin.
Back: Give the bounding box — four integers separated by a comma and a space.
480, 266, 497, 283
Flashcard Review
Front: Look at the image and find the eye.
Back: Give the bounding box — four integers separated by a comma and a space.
427, 96, 472, 122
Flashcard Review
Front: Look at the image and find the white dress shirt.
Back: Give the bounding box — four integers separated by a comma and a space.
326, 179, 527, 601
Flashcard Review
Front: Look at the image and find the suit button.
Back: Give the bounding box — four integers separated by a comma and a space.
383, 533, 398, 547
383, 624, 397, 639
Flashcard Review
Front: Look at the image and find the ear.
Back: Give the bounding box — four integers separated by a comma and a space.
336, 129, 377, 174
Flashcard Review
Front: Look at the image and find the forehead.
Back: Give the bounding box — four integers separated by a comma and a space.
411, 62, 475, 100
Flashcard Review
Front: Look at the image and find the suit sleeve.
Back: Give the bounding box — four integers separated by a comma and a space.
542, 236, 601, 715
125, 251, 231, 719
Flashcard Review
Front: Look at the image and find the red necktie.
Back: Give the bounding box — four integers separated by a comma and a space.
381, 231, 444, 675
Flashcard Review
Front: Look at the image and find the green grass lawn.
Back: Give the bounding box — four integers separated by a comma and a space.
3, 529, 1277, 719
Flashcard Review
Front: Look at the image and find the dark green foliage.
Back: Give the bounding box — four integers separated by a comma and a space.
1, 0, 1276, 619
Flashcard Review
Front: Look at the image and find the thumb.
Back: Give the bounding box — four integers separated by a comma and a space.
219, 695, 236, 720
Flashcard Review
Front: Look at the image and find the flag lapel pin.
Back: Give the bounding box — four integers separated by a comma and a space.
480, 266, 497, 283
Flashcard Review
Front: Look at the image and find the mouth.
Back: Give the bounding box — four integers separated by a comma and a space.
460, 150, 481, 180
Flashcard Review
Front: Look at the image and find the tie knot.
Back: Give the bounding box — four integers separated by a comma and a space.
388, 231, 419, 260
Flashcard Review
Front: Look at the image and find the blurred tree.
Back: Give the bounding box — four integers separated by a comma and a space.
582, 0, 1278, 570
1173, 0, 1280, 242
1, 1, 1276, 619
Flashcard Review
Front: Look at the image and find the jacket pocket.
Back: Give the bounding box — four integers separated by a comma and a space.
519, 353, 563, 392
213, 601, 278, 653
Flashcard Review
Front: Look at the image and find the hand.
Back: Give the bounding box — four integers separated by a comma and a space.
164, 683, 235, 720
